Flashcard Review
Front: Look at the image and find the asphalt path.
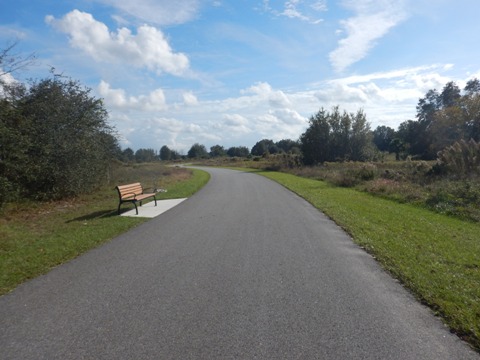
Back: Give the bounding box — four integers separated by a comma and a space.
1, 167, 478, 359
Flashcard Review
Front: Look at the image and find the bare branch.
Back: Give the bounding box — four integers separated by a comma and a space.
0, 40, 36, 77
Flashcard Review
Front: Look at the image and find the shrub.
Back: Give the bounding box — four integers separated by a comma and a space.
1, 76, 119, 202
436, 139, 480, 175
357, 163, 377, 181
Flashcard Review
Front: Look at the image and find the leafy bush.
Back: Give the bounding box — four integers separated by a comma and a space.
426, 180, 480, 221
0, 75, 119, 203
0, 176, 15, 207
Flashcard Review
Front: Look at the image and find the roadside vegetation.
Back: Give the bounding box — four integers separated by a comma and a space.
258, 170, 480, 351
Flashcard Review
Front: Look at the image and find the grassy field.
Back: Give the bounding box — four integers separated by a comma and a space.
257, 170, 480, 351
0, 163, 210, 296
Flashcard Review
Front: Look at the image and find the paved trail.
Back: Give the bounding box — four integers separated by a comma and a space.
1, 168, 478, 359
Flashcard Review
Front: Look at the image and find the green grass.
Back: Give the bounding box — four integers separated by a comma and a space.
258, 170, 480, 350
0, 166, 210, 296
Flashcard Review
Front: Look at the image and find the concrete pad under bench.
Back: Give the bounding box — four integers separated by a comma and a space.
120, 198, 187, 218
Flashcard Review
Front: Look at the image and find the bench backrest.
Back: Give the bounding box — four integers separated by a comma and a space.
116, 183, 144, 200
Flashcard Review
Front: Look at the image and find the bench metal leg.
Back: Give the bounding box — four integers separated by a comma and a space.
118, 201, 139, 215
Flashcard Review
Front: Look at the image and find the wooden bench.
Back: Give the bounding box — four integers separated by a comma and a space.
115, 182, 157, 215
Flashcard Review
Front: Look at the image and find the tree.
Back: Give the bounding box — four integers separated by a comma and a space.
462, 79, 480, 142
300, 107, 373, 165
1, 74, 118, 200
160, 145, 172, 161
327, 106, 350, 160
187, 143, 208, 158
416, 89, 440, 124
276, 139, 300, 153
439, 81, 461, 109
396, 120, 431, 158
465, 78, 480, 96
372, 125, 396, 152
389, 138, 406, 160
398, 79, 480, 160
0, 95, 30, 204
226, 146, 250, 157
251, 139, 275, 156
122, 148, 135, 162
462, 93, 480, 141
0, 41, 36, 78
170, 149, 183, 160
300, 108, 331, 165
349, 109, 372, 161
135, 148, 157, 162
210, 145, 226, 157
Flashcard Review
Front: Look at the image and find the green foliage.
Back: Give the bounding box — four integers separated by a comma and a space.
121, 147, 135, 162
251, 139, 275, 156
326, 162, 377, 188
226, 146, 250, 157
209, 144, 226, 158
372, 125, 395, 152
398, 79, 480, 159
276, 139, 301, 153
300, 106, 373, 165
135, 148, 157, 162
159, 146, 182, 161
187, 143, 208, 159
0, 75, 119, 202
159, 145, 172, 160
251, 139, 300, 157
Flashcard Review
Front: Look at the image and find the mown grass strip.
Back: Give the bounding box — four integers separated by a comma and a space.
0, 168, 210, 296
259, 170, 480, 350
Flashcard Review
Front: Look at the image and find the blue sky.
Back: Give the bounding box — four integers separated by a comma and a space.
1, 0, 479, 153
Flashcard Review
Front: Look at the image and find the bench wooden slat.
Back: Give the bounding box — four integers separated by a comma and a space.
115, 182, 157, 215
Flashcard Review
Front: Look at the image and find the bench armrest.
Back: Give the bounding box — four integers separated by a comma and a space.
121, 192, 137, 200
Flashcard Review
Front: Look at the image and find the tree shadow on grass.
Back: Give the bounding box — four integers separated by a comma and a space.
66, 209, 118, 223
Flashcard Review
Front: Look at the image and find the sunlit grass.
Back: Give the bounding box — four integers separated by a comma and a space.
259, 170, 480, 351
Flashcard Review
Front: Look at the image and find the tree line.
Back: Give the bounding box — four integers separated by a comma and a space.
128, 79, 480, 166
153, 79, 480, 168
2, 44, 479, 206
373, 79, 480, 160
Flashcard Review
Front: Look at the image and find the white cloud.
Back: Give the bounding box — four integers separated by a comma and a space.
94, 0, 201, 26
0, 72, 17, 97
262, 0, 326, 24
102, 65, 471, 151
311, 1, 328, 11
219, 114, 252, 134
98, 80, 167, 111
242, 81, 291, 107
183, 91, 198, 106
329, 0, 407, 72
46, 10, 190, 76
